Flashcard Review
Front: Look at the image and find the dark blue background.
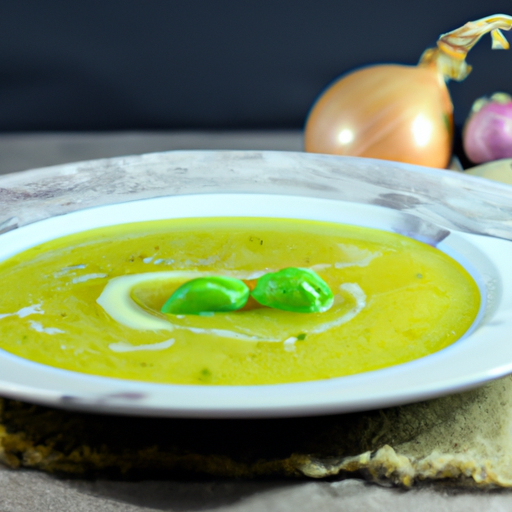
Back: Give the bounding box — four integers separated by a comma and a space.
0, 1, 511, 131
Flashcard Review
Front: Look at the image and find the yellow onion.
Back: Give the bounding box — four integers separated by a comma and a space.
304, 15, 512, 168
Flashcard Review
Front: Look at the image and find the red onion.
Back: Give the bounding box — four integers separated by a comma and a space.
463, 92, 512, 164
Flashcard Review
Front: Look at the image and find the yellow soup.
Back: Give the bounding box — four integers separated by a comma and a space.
0, 217, 480, 385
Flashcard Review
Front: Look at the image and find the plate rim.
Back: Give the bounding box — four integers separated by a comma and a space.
0, 189, 510, 418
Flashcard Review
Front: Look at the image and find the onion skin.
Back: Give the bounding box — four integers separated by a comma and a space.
304, 64, 453, 168
463, 94, 512, 164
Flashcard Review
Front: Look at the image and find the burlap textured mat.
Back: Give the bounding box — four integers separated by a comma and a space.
1, 374, 511, 488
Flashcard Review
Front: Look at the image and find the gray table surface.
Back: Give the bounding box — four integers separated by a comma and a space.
1, 131, 511, 511
0, 131, 303, 176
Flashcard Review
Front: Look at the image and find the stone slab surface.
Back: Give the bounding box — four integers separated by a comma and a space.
2, 467, 512, 512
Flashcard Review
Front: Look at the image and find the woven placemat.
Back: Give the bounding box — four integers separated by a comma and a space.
1, 374, 512, 487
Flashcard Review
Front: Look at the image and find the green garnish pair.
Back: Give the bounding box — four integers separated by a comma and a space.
160, 268, 334, 315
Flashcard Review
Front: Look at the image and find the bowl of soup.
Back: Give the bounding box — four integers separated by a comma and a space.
1, 150, 512, 417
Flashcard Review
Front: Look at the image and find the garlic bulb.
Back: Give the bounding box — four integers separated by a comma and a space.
465, 158, 512, 184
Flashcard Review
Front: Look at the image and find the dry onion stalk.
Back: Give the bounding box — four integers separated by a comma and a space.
304, 15, 512, 168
